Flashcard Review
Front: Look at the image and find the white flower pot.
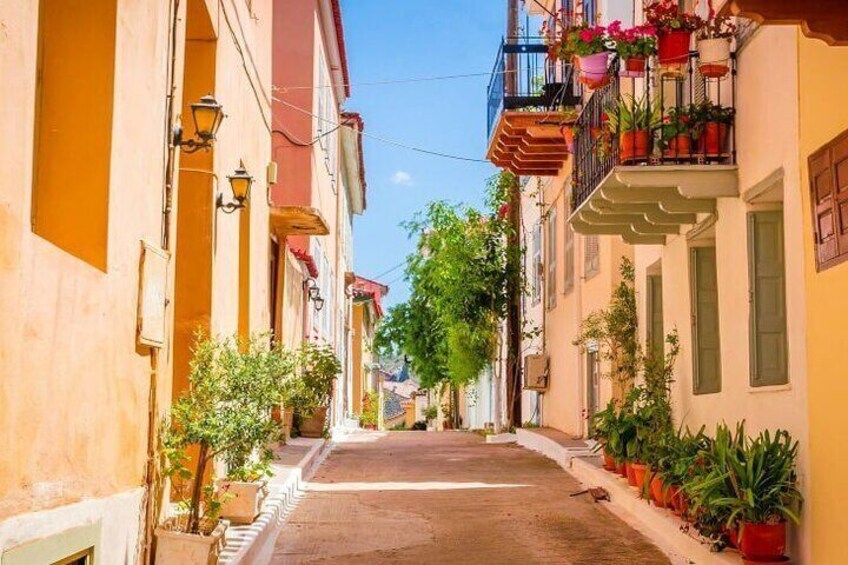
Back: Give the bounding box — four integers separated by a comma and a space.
218, 480, 268, 524
697, 37, 731, 78
154, 519, 228, 565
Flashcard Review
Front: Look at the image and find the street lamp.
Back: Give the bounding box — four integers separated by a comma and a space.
218, 164, 253, 213
173, 94, 224, 152
304, 278, 325, 311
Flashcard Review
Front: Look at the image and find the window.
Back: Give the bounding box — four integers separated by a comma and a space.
531, 223, 542, 305
809, 128, 848, 271
690, 246, 721, 394
563, 222, 575, 293
546, 208, 557, 309
31, 0, 118, 271
748, 211, 788, 386
580, 0, 597, 26
584, 235, 600, 279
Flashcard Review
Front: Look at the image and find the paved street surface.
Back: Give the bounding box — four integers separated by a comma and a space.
271, 432, 669, 564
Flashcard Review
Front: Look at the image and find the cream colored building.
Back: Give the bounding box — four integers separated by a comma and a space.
0, 0, 274, 561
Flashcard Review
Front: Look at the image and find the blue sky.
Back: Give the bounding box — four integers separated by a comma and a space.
342, 1, 506, 307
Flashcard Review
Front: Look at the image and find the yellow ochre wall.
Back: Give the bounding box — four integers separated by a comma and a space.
797, 33, 848, 565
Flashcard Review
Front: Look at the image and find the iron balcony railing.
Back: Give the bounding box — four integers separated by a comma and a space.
571, 51, 737, 212
486, 36, 582, 138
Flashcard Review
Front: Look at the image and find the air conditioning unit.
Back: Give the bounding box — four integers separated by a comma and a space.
524, 353, 549, 392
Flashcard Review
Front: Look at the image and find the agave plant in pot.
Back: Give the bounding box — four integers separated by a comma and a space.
645, 0, 703, 78
695, 425, 802, 563
696, 13, 736, 79
607, 95, 662, 163
288, 342, 341, 438
661, 105, 696, 159
607, 21, 657, 77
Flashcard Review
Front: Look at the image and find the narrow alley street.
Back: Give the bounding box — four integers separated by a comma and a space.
271, 432, 669, 564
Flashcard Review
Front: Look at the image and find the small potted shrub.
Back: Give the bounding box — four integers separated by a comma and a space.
645, 0, 703, 78
692, 100, 734, 156
607, 21, 657, 77
423, 404, 438, 430
696, 14, 736, 78
288, 342, 341, 438
559, 24, 611, 89
359, 390, 380, 430
591, 399, 619, 471
606, 95, 661, 162
661, 105, 695, 158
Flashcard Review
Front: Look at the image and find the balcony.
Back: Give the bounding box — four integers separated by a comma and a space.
486, 37, 582, 176
569, 54, 739, 245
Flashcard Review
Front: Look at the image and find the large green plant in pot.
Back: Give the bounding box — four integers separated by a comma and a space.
288, 342, 341, 437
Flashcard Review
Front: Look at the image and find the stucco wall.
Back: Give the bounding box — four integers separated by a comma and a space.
797, 32, 848, 565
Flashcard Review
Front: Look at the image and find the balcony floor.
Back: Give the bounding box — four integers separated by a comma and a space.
487, 111, 574, 176
569, 165, 739, 245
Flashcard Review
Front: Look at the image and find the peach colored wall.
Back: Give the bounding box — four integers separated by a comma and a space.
0, 0, 273, 558
540, 171, 633, 437
632, 26, 811, 563
797, 33, 848, 565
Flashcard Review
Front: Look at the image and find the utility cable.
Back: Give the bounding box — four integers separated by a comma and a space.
272, 96, 490, 164
369, 261, 406, 281
272, 124, 342, 147
272, 69, 519, 92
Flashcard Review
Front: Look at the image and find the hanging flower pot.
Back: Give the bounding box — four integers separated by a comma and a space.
576, 52, 611, 89
622, 56, 647, 76
698, 122, 730, 155
697, 37, 732, 78
657, 31, 691, 78
619, 129, 651, 162
740, 522, 787, 562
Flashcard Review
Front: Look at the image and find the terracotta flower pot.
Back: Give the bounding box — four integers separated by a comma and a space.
619, 129, 650, 161
725, 524, 740, 549
740, 522, 787, 561
658, 30, 691, 77
697, 37, 731, 78
602, 449, 616, 471
562, 126, 575, 153
298, 406, 328, 438
155, 519, 228, 565
742, 558, 791, 565
576, 52, 611, 89
699, 122, 729, 155
664, 133, 692, 158
218, 480, 268, 525
649, 474, 672, 508
667, 484, 682, 514
631, 462, 649, 492
620, 56, 647, 78
625, 461, 638, 487
616, 461, 627, 477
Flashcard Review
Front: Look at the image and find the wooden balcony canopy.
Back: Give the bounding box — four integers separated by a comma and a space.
487, 111, 575, 177
270, 206, 330, 237
724, 0, 848, 46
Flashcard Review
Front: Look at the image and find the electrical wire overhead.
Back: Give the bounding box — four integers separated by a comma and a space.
272, 68, 518, 92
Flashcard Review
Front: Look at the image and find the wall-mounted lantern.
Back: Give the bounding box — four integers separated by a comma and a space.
173, 94, 224, 153
304, 278, 325, 311
218, 164, 253, 213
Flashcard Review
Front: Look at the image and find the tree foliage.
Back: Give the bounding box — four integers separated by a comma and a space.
375, 172, 518, 389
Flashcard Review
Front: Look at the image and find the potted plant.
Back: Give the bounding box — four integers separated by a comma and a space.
217, 336, 289, 525
695, 425, 802, 562
360, 390, 380, 430
158, 335, 256, 564
423, 404, 438, 430
661, 105, 695, 158
645, 0, 703, 77
559, 24, 611, 89
696, 14, 736, 78
591, 399, 619, 471
607, 21, 657, 77
606, 95, 661, 162
288, 342, 341, 438
692, 100, 734, 156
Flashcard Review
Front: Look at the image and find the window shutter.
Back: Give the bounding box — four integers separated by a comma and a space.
546, 209, 557, 308
690, 247, 721, 394
748, 211, 788, 386
647, 275, 664, 356
584, 235, 599, 278
809, 129, 848, 270
563, 224, 574, 293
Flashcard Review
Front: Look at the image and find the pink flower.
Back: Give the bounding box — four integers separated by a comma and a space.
608, 20, 622, 34
580, 29, 594, 42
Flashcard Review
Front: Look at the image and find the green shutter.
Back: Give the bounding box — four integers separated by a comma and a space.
748, 211, 789, 386
647, 275, 664, 356
690, 247, 721, 394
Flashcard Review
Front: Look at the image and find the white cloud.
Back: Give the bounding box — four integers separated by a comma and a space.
390, 170, 413, 186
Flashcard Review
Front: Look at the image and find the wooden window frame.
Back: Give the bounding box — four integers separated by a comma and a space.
546, 207, 557, 310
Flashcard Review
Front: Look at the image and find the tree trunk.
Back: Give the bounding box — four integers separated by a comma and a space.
188, 442, 209, 535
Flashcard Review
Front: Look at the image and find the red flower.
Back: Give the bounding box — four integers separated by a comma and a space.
579, 28, 594, 42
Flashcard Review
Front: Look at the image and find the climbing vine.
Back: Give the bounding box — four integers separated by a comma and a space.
375, 172, 520, 389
